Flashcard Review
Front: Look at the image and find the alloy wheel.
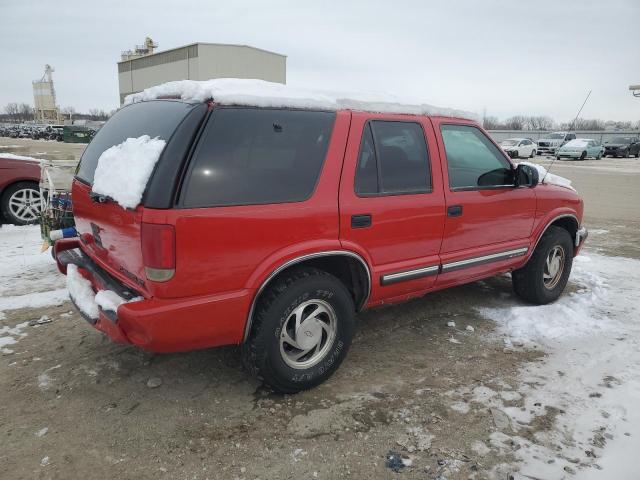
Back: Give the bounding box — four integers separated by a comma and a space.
8, 187, 42, 223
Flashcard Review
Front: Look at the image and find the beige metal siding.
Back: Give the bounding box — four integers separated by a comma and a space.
197, 44, 286, 84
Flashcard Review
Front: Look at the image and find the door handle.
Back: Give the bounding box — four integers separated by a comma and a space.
351, 214, 372, 228
447, 205, 463, 217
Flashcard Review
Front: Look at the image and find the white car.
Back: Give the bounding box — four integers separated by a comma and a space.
500, 138, 537, 158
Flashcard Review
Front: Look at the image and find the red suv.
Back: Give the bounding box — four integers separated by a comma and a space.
55, 93, 587, 393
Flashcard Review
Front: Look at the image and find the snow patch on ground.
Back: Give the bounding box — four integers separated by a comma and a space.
476, 253, 640, 477
125, 78, 479, 121
519, 161, 575, 190
91, 135, 166, 209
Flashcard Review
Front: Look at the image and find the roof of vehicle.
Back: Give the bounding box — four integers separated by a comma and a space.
124, 78, 479, 121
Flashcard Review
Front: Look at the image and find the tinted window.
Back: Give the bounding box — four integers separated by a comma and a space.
355, 121, 431, 195
76, 100, 195, 184
440, 124, 513, 189
181, 108, 335, 207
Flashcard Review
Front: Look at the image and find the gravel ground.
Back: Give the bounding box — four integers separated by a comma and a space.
0, 140, 639, 479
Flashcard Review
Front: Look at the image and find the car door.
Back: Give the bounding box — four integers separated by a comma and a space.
339, 113, 446, 304
431, 118, 536, 288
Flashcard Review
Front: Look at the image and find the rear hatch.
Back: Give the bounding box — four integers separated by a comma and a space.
72, 100, 207, 294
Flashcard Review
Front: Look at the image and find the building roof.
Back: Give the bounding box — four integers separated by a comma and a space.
117, 42, 286, 65
123, 78, 479, 120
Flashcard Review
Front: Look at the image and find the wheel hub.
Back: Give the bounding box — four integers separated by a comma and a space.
543, 245, 565, 289
279, 299, 337, 369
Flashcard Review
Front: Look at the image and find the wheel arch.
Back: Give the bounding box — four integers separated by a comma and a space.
532, 213, 579, 255
242, 251, 371, 342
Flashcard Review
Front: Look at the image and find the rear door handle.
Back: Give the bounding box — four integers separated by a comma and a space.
447, 205, 463, 217
351, 214, 372, 228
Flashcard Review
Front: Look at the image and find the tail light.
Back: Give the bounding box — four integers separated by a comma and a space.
141, 223, 175, 282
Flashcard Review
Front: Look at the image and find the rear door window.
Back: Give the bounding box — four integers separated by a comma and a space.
76, 100, 196, 185
354, 121, 431, 196
181, 108, 335, 207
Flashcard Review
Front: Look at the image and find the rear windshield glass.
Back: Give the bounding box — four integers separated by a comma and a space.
181, 108, 335, 208
76, 100, 196, 184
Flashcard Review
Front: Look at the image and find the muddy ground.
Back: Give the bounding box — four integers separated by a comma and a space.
1, 140, 639, 479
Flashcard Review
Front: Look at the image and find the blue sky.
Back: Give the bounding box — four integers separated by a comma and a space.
1, 0, 638, 122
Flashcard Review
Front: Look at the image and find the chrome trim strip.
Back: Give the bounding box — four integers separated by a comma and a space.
243, 250, 371, 342
380, 264, 439, 286
441, 247, 529, 273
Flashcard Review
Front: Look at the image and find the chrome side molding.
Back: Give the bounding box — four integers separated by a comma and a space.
440, 247, 529, 273
380, 264, 439, 286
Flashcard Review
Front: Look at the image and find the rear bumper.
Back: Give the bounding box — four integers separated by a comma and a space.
55, 239, 250, 353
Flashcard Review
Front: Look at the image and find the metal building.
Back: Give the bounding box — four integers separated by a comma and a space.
117, 41, 287, 104
33, 65, 61, 124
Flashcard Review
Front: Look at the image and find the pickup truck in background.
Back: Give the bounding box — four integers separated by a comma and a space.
536, 132, 577, 156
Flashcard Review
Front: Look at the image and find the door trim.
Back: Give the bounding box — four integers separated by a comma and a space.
380, 264, 439, 286
441, 247, 529, 273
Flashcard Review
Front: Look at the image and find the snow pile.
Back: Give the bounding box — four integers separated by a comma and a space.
564, 139, 591, 148
124, 78, 479, 121
478, 253, 640, 477
519, 161, 574, 190
92, 135, 166, 209
478, 255, 609, 347
66, 264, 99, 319
0, 152, 40, 162
95, 290, 127, 313
0, 225, 68, 319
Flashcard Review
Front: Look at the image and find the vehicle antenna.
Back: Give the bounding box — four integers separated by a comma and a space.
542, 90, 592, 183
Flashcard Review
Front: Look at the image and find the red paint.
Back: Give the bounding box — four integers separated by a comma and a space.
0, 157, 41, 193
64, 105, 585, 353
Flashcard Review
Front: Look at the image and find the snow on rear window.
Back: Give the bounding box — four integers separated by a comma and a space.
91, 135, 166, 209
564, 139, 590, 147
0, 152, 40, 162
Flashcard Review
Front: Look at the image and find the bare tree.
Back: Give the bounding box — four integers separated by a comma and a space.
483, 116, 504, 130
504, 115, 527, 130
526, 116, 555, 131
4, 102, 19, 122
18, 103, 33, 122
562, 118, 605, 131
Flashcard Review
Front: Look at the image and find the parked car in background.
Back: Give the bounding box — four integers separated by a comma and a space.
500, 138, 537, 158
603, 136, 640, 158
537, 132, 577, 155
0, 153, 43, 225
53, 81, 588, 393
556, 138, 603, 160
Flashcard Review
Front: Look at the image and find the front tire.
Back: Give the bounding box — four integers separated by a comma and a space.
512, 226, 573, 305
580, 151, 587, 160
242, 267, 355, 393
0, 181, 43, 225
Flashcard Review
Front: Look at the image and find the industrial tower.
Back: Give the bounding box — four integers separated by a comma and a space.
32, 65, 61, 124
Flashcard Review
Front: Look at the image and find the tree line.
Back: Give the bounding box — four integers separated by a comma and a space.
1, 102, 112, 123
483, 115, 640, 131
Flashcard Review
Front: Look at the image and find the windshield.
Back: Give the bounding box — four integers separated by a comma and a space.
548, 133, 565, 139
611, 137, 632, 144
501, 140, 518, 146
76, 100, 196, 184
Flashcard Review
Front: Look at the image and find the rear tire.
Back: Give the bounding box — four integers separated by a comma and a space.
242, 267, 355, 394
512, 226, 573, 305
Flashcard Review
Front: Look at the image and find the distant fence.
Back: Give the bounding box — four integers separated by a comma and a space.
487, 130, 640, 144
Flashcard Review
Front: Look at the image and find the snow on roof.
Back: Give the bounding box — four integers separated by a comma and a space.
0, 152, 40, 162
564, 139, 591, 147
124, 78, 479, 121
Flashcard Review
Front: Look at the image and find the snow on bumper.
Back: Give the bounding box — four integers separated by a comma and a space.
54, 239, 249, 352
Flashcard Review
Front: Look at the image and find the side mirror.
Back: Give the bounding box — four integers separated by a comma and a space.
515, 163, 539, 188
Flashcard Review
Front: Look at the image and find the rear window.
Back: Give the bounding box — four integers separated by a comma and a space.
180, 108, 335, 208
76, 100, 196, 184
